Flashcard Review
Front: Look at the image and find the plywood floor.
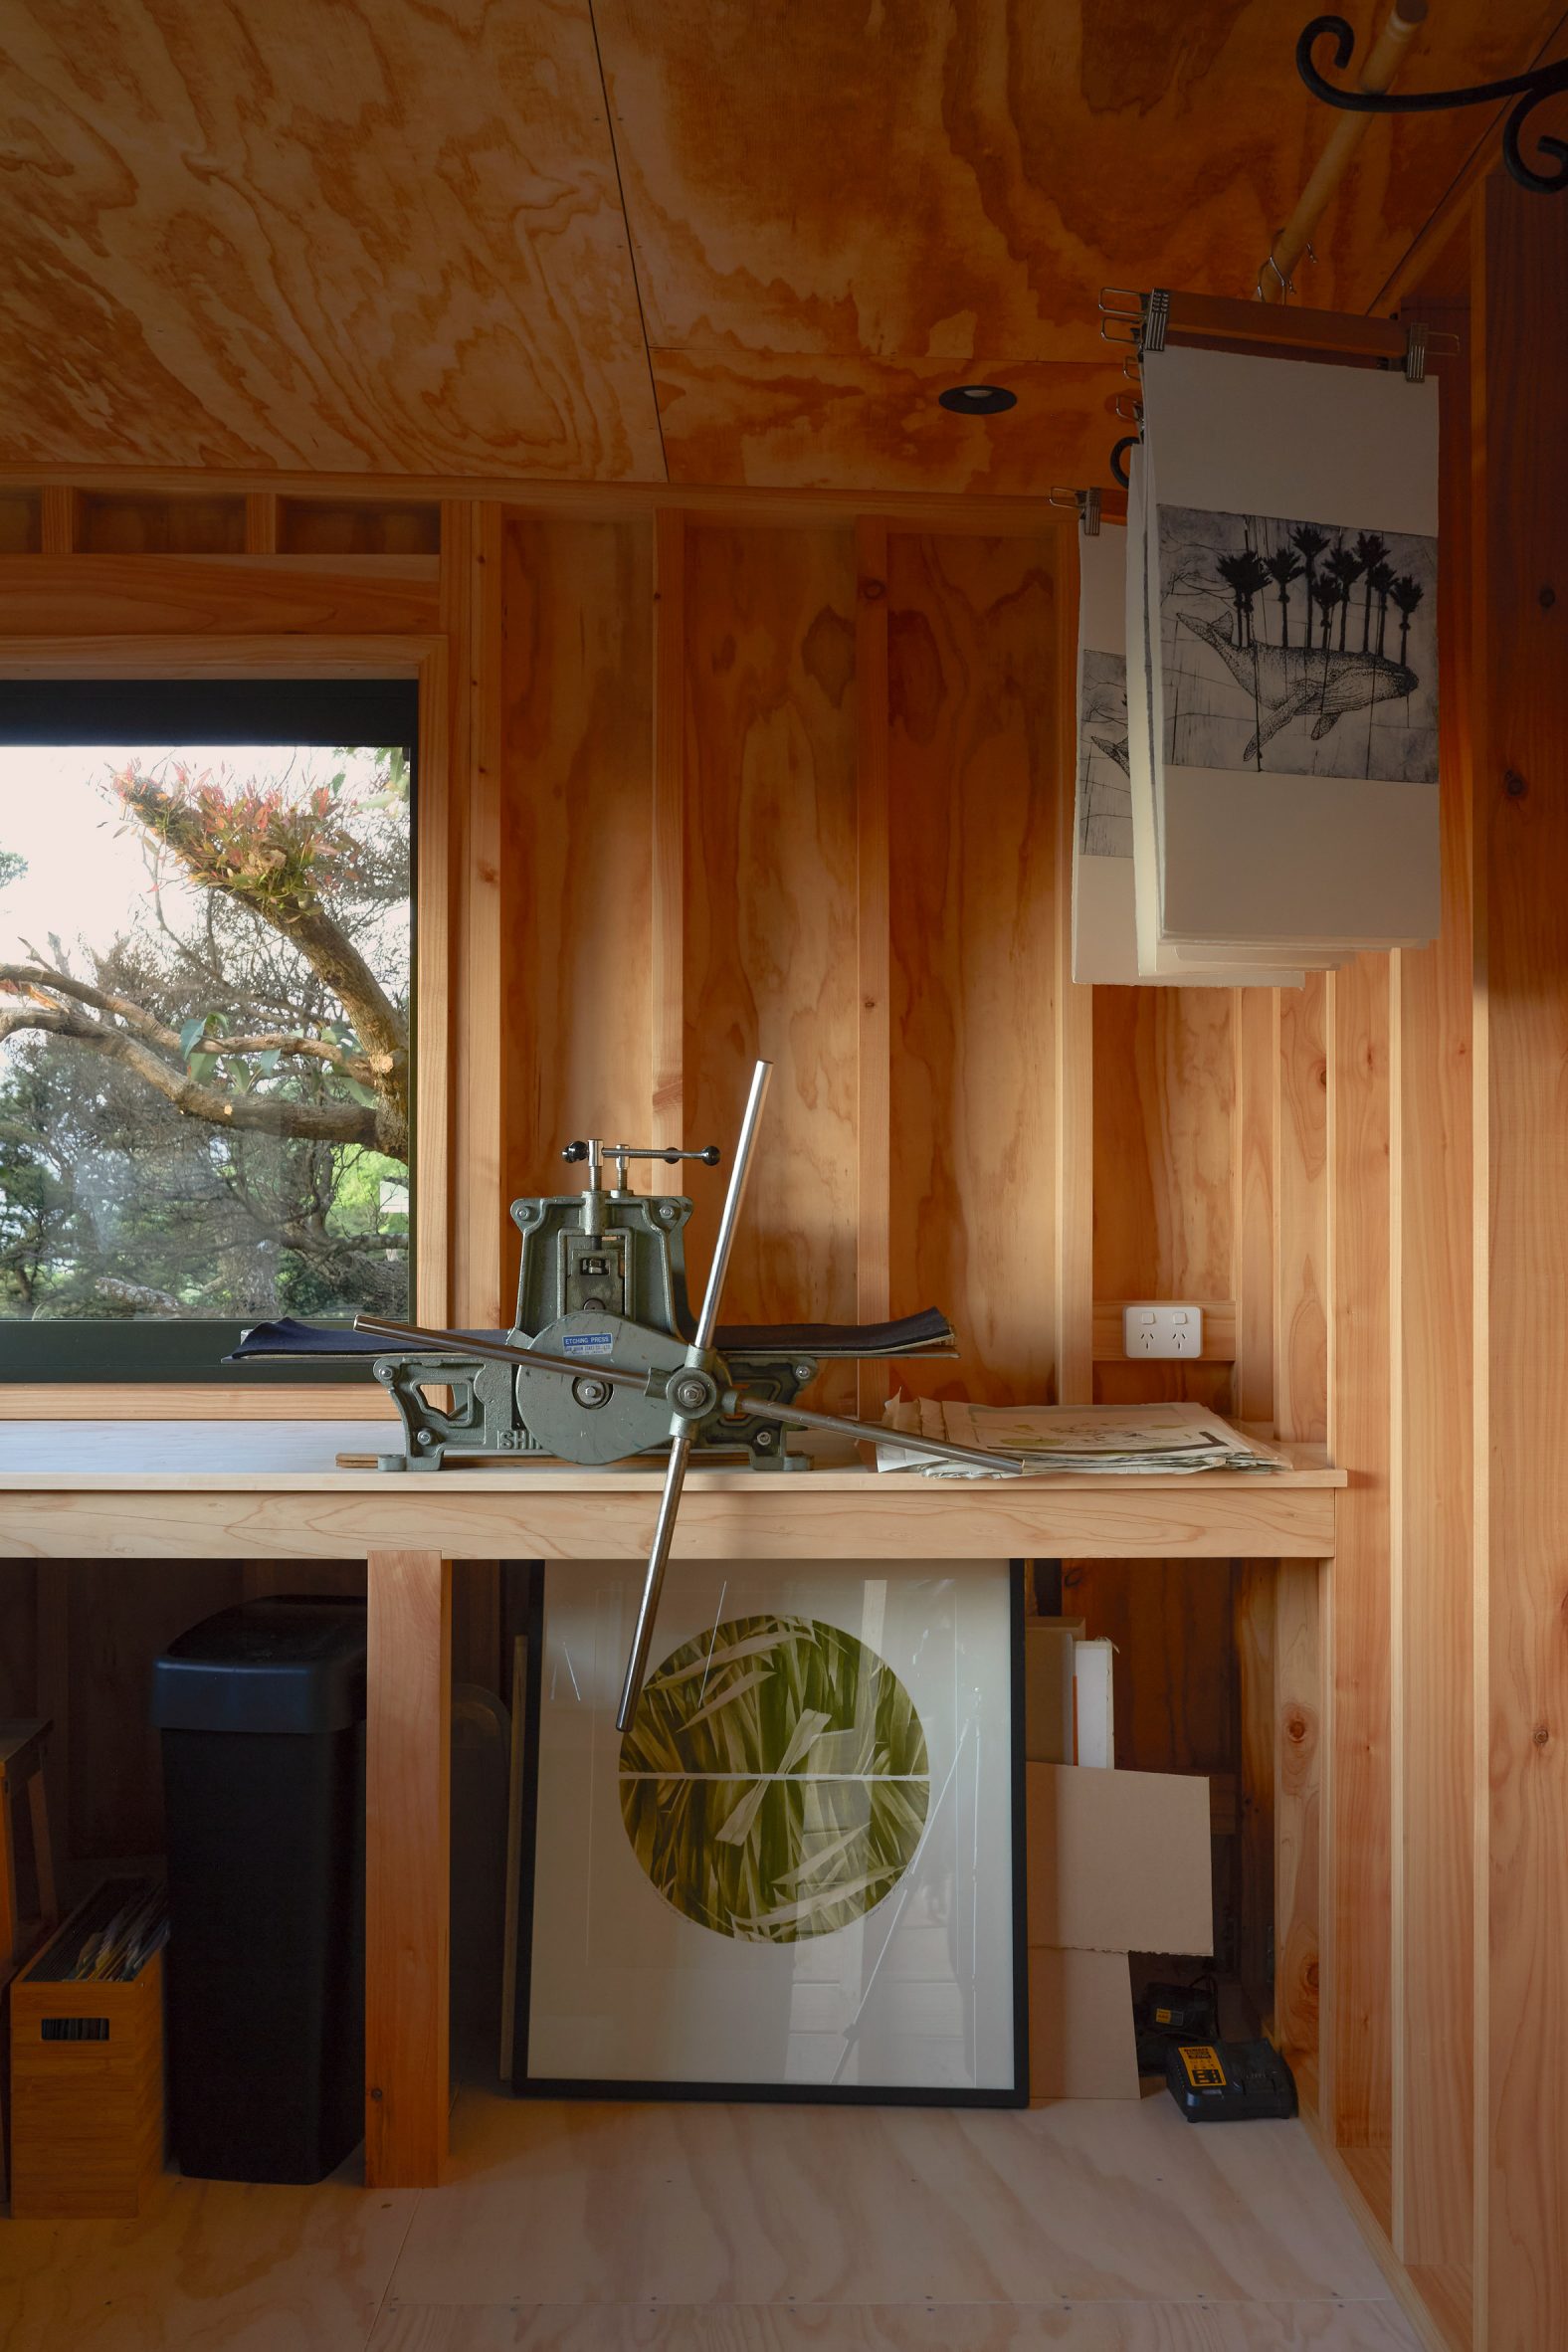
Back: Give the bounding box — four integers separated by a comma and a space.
0, 2090, 1420, 2349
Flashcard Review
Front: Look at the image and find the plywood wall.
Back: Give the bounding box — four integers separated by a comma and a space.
5, 185, 1562, 2339
490, 505, 1070, 1422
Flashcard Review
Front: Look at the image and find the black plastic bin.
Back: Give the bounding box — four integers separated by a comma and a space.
152, 1596, 367, 2184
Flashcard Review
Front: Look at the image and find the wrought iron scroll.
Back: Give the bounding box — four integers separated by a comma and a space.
1297, 14, 1568, 194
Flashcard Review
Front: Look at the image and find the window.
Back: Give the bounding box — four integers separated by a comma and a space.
0, 680, 416, 1381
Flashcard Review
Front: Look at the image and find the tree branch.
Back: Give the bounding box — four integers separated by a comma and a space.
0, 1002, 382, 1149
118, 777, 409, 1114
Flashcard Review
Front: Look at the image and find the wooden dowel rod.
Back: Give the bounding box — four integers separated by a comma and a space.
1259, 0, 1429, 303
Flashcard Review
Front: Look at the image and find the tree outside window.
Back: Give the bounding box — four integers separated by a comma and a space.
0, 707, 412, 1359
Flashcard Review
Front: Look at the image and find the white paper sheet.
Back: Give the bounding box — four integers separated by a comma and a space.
1124, 447, 1305, 987
1141, 345, 1441, 954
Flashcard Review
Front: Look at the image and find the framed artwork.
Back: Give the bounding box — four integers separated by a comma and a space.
512, 1558, 1026, 2104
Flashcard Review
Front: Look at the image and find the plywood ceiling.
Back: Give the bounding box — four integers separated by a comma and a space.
2, 0, 1559, 492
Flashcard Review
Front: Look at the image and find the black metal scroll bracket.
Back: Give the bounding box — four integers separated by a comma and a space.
1297, 14, 1568, 194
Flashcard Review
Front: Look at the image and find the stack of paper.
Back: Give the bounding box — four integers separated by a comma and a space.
876, 1399, 1287, 1478
1126, 344, 1440, 975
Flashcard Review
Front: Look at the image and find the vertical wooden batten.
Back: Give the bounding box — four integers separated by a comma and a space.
1472, 176, 1568, 2352
1327, 951, 1395, 2226
243, 491, 279, 555
442, 502, 507, 1325
1053, 520, 1093, 1408
855, 518, 891, 1419
1395, 306, 1475, 2336
651, 507, 687, 1151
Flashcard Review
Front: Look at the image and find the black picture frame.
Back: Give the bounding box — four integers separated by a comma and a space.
509, 1559, 1030, 2109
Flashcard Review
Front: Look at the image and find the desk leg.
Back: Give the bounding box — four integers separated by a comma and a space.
1275, 1557, 1326, 2120
365, 1549, 452, 2188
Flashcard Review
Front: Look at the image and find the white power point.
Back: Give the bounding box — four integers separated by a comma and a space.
1122, 1302, 1205, 1360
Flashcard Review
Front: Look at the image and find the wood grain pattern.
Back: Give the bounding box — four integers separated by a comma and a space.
596, 0, 1550, 362
682, 524, 860, 1409
1235, 989, 1277, 1427
0, 555, 440, 638
445, 504, 507, 1325
8, 1947, 164, 2220
855, 518, 891, 1419
1328, 954, 1394, 2216
1235, 1559, 1276, 2002
0, 1469, 1340, 1563
0, 493, 42, 554
886, 532, 1058, 1404
500, 514, 654, 1210
365, 1549, 452, 2189
651, 508, 688, 1146
1091, 987, 1235, 1417
1064, 1559, 1235, 1780
1275, 1560, 1323, 2111
76, 492, 246, 554
0, 2157, 416, 2348
279, 500, 441, 557
654, 350, 1120, 494
1053, 526, 1093, 1410
0, 2089, 1417, 2350
1276, 974, 1330, 1447
368, 2304, 1420, 2350
1474, 175, 1568, 2352
1393, 310, 1474, 2296
393, 2087, 1396, 2313
2, 1, 663, 478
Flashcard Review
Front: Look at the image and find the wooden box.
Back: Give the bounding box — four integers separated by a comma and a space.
8, 1906, 165, 2220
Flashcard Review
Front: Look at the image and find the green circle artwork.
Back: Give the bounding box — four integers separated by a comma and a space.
618, 1613, 929, 1944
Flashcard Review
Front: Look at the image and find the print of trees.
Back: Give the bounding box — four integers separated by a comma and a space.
1216, 523, 1423, 660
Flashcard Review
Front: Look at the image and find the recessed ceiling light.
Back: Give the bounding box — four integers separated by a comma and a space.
937, 383, 1017, 415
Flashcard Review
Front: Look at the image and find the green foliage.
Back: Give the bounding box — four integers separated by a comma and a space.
619, 1615, 928, 1944
0, 745, 411, 1323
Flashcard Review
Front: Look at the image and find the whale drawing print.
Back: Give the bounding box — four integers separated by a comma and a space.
1157, 503, 1438, 784
1179, 615, 1418, 763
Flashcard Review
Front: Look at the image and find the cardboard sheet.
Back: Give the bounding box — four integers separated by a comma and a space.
1028, 1948, 1139, 2101
1026, 1761, 1213, 1956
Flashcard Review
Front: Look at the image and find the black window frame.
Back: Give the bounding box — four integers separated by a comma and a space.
0, 677, 418, 1385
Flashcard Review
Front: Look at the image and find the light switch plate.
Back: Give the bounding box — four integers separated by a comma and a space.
1122, 1302, 1205, 1359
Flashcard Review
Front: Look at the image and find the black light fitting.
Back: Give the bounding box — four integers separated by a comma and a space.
937, 383, 1017, 415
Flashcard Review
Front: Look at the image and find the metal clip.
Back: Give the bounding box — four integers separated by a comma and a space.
1099, 287, 1145, 349
1144, 288, 1171, 353
1113, 391, 1144, 424
1403, 320, 1429, 383
1048, 487, 1103, 536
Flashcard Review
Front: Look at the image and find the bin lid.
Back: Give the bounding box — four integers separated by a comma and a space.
151, 1597, 367, 1734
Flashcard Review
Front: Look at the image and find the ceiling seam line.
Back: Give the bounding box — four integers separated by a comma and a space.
587, 0, 670, 488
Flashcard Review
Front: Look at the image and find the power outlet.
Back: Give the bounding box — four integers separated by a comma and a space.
1122, 1302, 1205, 1360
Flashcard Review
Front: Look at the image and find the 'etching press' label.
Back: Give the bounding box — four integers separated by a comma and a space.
562, 1331, 616, 1357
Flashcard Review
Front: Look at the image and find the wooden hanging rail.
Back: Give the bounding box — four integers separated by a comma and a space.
1099, 287, 1421, 367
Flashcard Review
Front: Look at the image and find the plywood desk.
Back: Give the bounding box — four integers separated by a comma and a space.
0, 1422, 1342, 2188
